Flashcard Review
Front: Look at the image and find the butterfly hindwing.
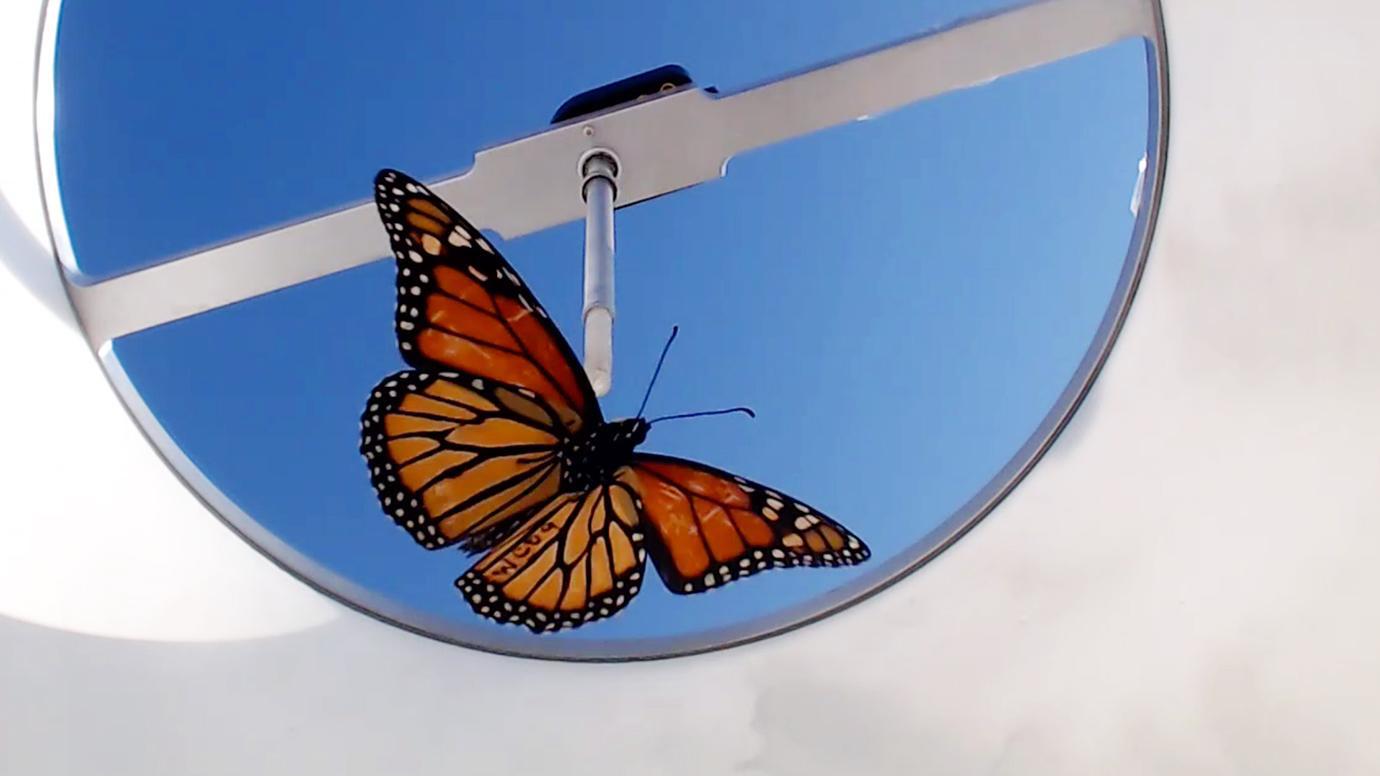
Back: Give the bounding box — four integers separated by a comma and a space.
455, 468, 647, 632
374, 168, 600, 432
360, 369, 573, 551
629, 454, 871, 594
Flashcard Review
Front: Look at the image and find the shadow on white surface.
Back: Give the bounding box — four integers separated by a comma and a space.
0, 0, 71, 327
0, 190, 72, 326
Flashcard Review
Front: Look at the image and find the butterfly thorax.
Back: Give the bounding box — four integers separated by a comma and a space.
558, 419, 649, 491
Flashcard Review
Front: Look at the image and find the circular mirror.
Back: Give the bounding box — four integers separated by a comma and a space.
39, 0, 1168, 659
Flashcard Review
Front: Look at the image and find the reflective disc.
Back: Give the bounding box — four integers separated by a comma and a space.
39, 0, 1168, 659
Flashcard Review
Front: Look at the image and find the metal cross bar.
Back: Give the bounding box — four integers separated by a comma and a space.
48, 0, 1157, 346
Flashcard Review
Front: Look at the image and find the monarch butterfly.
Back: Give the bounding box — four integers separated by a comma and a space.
359, 169, 869, 632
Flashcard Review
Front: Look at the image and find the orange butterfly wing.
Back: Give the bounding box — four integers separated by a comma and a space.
373, 168, 600, 432
456, 468, 647, 632
360, 370, 573, 550
628, 454, 870, 593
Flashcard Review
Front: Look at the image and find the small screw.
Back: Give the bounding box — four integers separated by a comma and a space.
582, 126, 595, 137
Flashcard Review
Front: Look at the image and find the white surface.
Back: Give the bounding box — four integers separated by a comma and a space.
3, 0, 1379, 773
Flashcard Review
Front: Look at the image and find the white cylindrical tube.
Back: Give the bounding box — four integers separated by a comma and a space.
583, 307, 613, 397
582, 158, 616, 396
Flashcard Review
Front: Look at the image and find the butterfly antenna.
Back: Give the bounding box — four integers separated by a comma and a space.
636, 326, 679, 419
649, 406, 756, 425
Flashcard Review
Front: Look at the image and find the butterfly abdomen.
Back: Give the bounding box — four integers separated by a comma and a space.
558, 419, 650, 492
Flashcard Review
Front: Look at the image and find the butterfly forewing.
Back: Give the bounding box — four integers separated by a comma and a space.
628, 454, 871, 594
374, 169, 601, 431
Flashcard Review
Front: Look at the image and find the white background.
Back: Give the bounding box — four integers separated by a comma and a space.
2, 1, 1378, 773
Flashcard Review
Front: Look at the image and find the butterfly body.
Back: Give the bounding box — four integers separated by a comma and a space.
558, 418, 649, 492
362, 169, 870, 632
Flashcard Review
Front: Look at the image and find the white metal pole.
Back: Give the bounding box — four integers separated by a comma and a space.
581, 151, 618, 397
